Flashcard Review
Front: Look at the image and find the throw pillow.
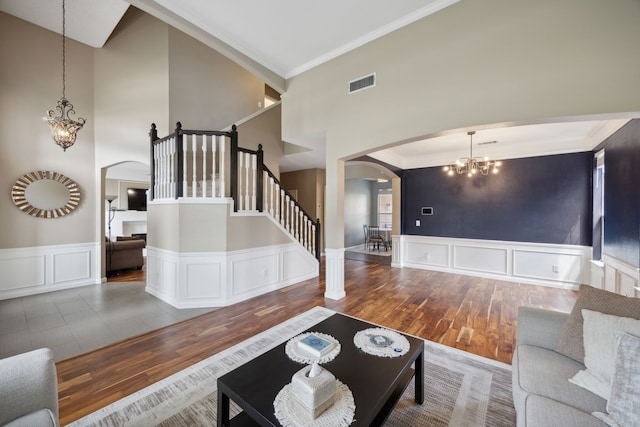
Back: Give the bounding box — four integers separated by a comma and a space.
556, 284, 640, 363
592, 331, 640, 427
569, 310, 640, 400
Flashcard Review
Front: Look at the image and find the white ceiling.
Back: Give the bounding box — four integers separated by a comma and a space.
367, 119, 631, 172
1, 0, 633, 174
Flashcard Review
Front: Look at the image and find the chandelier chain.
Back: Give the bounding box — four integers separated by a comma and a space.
62, 0, 66, 98
42, 0, 86, 151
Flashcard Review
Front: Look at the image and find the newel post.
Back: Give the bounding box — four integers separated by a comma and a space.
256, 144, 264, 212
149, 123, 158, 201
315, 218, 322, 261
230, 124, 238, 212
175, 122, 184, 199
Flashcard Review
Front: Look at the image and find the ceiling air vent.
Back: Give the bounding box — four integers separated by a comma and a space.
348, 73, 376, 94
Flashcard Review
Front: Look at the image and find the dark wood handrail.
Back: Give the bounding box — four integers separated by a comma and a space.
150, 122, 320, 261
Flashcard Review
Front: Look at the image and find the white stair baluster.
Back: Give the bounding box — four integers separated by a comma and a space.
172, 137, 177, 199
211, 135, 217, 197
270, 177, 275, 216
165, 139, 171, 199
191, 134, 197, 197
244, 152, 250, 210
251, 153, 257, 210
311, 223, 316, 256
153, 143, 159, 199
219, 135, 225, 198
237, 153, 243, 210
181, 136, 187, 198
202, 135, 208, 198
285, 195, 290, 230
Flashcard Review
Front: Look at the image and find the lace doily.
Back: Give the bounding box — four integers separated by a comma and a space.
285, 332, 341, 364
274, 379, 355, 427
353, 328, 410, 358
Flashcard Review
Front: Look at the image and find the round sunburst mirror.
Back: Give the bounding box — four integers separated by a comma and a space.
11, 171, 81, 218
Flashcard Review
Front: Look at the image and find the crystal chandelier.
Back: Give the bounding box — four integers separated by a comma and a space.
43, 0, 86, 151
443, 131, 501, 177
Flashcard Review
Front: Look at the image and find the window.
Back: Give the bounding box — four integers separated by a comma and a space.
593, 150, 605, 260
377, 190, 392, 229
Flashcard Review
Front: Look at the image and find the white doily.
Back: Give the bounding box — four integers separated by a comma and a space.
353, 328, 410, 358
285, 332, 341, 364
274, 379, 355, 427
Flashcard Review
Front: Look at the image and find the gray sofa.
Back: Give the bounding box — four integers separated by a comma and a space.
512, 284, 640, 427
512, 307, 607, 426
0, 348, 59, 427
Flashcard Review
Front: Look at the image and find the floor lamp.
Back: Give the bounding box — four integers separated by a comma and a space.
106, 195, 117, 276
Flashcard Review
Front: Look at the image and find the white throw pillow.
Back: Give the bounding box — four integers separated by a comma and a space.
592, 331, 640, 427
568, 309, 640, 400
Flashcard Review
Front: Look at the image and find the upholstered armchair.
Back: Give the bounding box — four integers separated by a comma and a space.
0, 348, 59, 427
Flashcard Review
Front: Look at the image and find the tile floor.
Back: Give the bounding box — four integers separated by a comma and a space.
0, 282, 215, 362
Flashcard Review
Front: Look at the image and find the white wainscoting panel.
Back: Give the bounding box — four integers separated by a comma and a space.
513, 250, 583, 284
404, 241, 449, 267
53, 250, 92, 283
146, 243, 318, 308
0, 243, 101, 300
231, 252, 280, 296
399, 235, 592, 290
602, 255, 639, 297
454, 245, 508, 275
186, 262, 222, 300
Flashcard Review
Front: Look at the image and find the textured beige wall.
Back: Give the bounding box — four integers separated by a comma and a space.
94, 8, 169, 170
236, 104, 284, 178
280, 168, 325, 251
282, 0, 640, 248
148, 202, 290, 252
168, 28, 264, 131
0, 12, 96, 249
227, 214, 290, 251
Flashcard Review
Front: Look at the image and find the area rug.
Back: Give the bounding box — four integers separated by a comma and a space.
346, 244, 392, 257
67, 307, 515, 427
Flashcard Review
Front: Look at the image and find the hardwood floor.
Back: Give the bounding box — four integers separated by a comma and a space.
57, 259, 577, 425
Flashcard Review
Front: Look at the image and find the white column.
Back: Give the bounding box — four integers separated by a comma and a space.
324, 158, 345, 300
324, 248, 345, 300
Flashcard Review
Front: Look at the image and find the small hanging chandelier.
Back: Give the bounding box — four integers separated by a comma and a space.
443, 131, 501, 177
43, 0, 86, 151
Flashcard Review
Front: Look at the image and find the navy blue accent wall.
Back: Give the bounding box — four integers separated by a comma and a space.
402, 152, 593, 245
601, 119, 640, 267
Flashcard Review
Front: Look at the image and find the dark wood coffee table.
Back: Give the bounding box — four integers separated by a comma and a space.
217, 313, 424, 426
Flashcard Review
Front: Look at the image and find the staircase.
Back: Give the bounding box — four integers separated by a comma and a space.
149, 122, 321, 261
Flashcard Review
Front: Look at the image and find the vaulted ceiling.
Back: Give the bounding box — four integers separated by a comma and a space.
0, 0, 630, 174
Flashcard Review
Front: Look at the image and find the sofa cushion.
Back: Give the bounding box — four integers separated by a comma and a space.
556, 285, 640, 363
569, 310, 640, 400
592, 331, 640, 427
524, 395, 608, 427
3, 409, 57, 427
513, 345, 606, 415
